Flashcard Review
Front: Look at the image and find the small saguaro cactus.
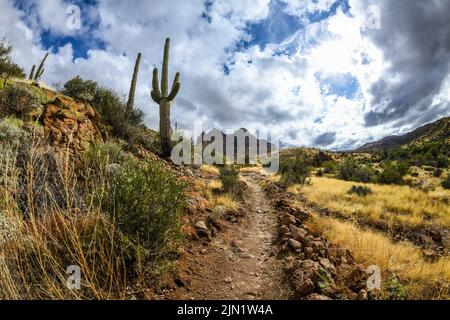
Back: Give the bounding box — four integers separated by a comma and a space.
29, 65, 36, 80
151, 38, 181, 158
34, 52, 48, 81
126, 52, 142, 116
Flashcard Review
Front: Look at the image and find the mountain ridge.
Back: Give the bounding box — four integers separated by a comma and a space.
355, 116, 450, 152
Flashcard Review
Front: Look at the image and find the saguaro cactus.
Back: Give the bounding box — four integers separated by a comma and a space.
29, 65, 36, 80
34, 52, 48, 81
126, 52, 142, 116
151, 38, 181, 158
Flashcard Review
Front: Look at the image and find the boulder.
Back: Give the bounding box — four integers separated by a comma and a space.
288, 239, 303, 251
195, 220, 208, 231
281, 213, 296, 226
307, 293, 332, 300
291, 227, 308, 242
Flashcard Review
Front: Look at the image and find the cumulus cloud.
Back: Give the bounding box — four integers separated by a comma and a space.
351, 0, 450, 128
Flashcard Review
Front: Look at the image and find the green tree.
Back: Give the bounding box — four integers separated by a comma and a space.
0, 40, 25, 84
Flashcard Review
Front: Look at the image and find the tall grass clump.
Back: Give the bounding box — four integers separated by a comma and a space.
0, 130, 187, 299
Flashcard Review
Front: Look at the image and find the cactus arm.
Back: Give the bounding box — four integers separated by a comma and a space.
151, 90, 161, 103
161, 38, 170, 97
29, 65, 36, 80
37, 68, 44, 79
126, 52, 142, 115
34, 52, 48, 81
167, 72, 180, 102
152, 67, 162, 102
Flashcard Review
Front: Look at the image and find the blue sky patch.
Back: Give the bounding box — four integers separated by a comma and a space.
307, 0, 351, 23
318, 73, 360, 99
242, 1, 303, 50
13, 0, 104, 60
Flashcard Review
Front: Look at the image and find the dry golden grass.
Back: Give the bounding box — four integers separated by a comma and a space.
207, 179, 223, 191
214, 194, 239, 211
300, 177, 450, 228
309, 217, 450, 299
239, 166, 262, 174
0, 144, 132, 299
267, 174, 281, 183
200, 164, 220, 175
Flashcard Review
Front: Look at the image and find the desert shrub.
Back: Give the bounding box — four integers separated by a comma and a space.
337, 159, 374, 183
280, 152, 310, 186
348, 185, 372, 197
92, 87, 146, 140
79, 141, 126, 179
411, 171, 419, 177
62, 77, 146, 144
219, 165, 241, 196
323, 160, 337, 174
379, 141, 450, 168
0, 83, 38, 119
433, 168, 443, 178
62, 75, 98, 102
0, 117, 29, 147
442, 175, 450, 190
312, 151, 332, 166
377, 162, 409, 185
100, 158, 186, 261
436, 155, 449, 169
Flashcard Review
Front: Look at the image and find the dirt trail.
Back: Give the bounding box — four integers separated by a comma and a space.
169, 173, 288, 300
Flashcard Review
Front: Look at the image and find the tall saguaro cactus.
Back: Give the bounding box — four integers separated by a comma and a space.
126, 52, 142, 116
151, 38, 181, 158
34, 53, 48, 81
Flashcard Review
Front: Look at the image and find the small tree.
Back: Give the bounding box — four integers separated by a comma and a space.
0, 40, 25, 85
62, 76, 98, 102
220, 165, 242, 196
280, 152, 310, 186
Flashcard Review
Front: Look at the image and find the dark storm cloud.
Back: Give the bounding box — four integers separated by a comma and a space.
313, 132, 336, 146
363, 0, 450, 127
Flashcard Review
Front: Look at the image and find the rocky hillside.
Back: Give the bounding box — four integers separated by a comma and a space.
356, 116, 450, 152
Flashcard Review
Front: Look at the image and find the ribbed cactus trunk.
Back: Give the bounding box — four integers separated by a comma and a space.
151, 38, 181, 158
126, 52, 141, 116
160, 99, 172, 157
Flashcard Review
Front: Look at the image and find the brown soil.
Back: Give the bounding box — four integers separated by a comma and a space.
163, 174, 290, 300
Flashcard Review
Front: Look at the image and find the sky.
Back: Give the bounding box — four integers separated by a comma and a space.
1, 0, 449, 150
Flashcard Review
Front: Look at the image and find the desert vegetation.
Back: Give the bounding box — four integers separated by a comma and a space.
308, 217, 449, 299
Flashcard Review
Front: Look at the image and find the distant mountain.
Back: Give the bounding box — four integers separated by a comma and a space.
197, 128, 276, 159
355, 116, 450, 152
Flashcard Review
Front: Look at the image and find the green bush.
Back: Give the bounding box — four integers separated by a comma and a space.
0, 83, 38, 119
337, 159, 374, 183
62, 75, 98, 102
0, 41, 25, 84
312, 151, 332, 166
433, 168, 443, 178
322, 160, 337, 174
62, 77, 146, 143
280, 152, 310, 186
220, 165, 242, 196
79, 141, 126, 179
442, 174, 450, 190
377, 162, 409, 185
101, 158, 186, 260
348, 185, 372, 197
